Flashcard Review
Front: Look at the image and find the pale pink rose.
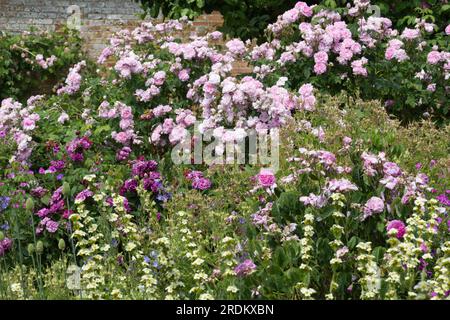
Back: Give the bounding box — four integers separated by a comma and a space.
427, 51, 442, 64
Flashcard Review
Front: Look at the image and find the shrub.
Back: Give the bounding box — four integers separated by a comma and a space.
0, 3, 448, 300
0, 27, 83, 102
247, 1, 450, 122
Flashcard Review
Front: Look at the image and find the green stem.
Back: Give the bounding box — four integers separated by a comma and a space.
12, 208, 27, 298
28, 210, 44, 299
66, 198, 78, 267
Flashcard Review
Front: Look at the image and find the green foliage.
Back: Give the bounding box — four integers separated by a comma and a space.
136, 0, 449, 40
136, 0, 303, 40
0, 27, 83, 102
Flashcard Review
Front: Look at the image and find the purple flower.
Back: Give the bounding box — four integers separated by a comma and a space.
120, 179, 138, 195
31, 187, 48, 198
51, 187, 63, 203
257, 168, 276, 187
387, 220, 406, 239
185, 170, 203, 181
131, 160, 158, 177
75, 189, 93, 203
327, 179, 358, 193
436, 194, 450, 206
156, 191, 172, 202
50, 160, 65, 171
362, 197, 384, 219
116, 147, 132, 161
192, 177, 212, 191
36, 208, 51, 218
66, 137, 92, 162
0, 238, 12, 256
383, 162, 402, 177
234, 259, 257, 276
0, 196, 11, 212
46, 220, 59, 233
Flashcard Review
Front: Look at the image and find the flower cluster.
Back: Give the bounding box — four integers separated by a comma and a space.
66, 136, 92, 162
0, 236, 13, 257
185, 170, 212, 191
57, 61, 86, 95
0, 97, 42, 163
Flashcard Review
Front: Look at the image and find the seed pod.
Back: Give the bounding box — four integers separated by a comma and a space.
0, 231, 4, 241
58, 239, 66, 251
36, 241, 44, 254
28, 243, 35, 255
25, 198, 35, 211
62, 182, 71, 197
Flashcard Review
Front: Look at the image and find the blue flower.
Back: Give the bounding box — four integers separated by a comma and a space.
0, 222, 9, 230
0, 196, 11, 212
111, 239, 119, 247
156, 191, 172, 202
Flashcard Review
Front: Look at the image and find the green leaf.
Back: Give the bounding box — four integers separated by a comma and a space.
196, 0, 205, 8
372, 246, 386, 263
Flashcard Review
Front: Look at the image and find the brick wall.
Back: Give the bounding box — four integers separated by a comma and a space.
0, 0, 251, 73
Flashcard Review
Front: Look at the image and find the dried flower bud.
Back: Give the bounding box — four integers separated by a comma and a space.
62, 182, 71, 197
28, 243, 35, 255
36, 241, 44, 254
58, 239, 66, 251
25, 198, 35, 211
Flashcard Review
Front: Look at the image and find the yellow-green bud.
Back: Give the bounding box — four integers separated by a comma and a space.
36, 241, 44, 254
28, 243, 35, 255
25, 198, 35, 211
0, 231, 4, 241
58, 239, 66, 251
62, 182, 71, 197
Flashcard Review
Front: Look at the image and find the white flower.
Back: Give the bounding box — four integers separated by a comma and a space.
226, 285, 239, 293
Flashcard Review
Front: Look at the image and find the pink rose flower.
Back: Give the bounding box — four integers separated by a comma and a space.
387, 220, 406, 239
257, 168, 276, 187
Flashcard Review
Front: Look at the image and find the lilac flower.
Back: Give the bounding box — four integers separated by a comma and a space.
383, 162, 402, 177
156, 191, 172, 202
131, 160, 158, 177
31, 187, 48, 198
57, 61, 86, 95
436, 194, 450, 206
66, 137, 92, 162
46, 220, 59, 233
234, 259, 257, 276
362, 197, 384, 219
185, 170, 204, 181
75, 189, 94, 203
0, 222, 10, 230
120, 179, 138, 195
0, 196, 11, 212
327, 179, 358, 193
0, 238, 13, 256
116, 147, 132, 161
192, 178, 212, 191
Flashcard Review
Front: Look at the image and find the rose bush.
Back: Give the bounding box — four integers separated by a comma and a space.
0, 1, 448, 300
0, 27, 83, 101
248, 0, 450, 122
